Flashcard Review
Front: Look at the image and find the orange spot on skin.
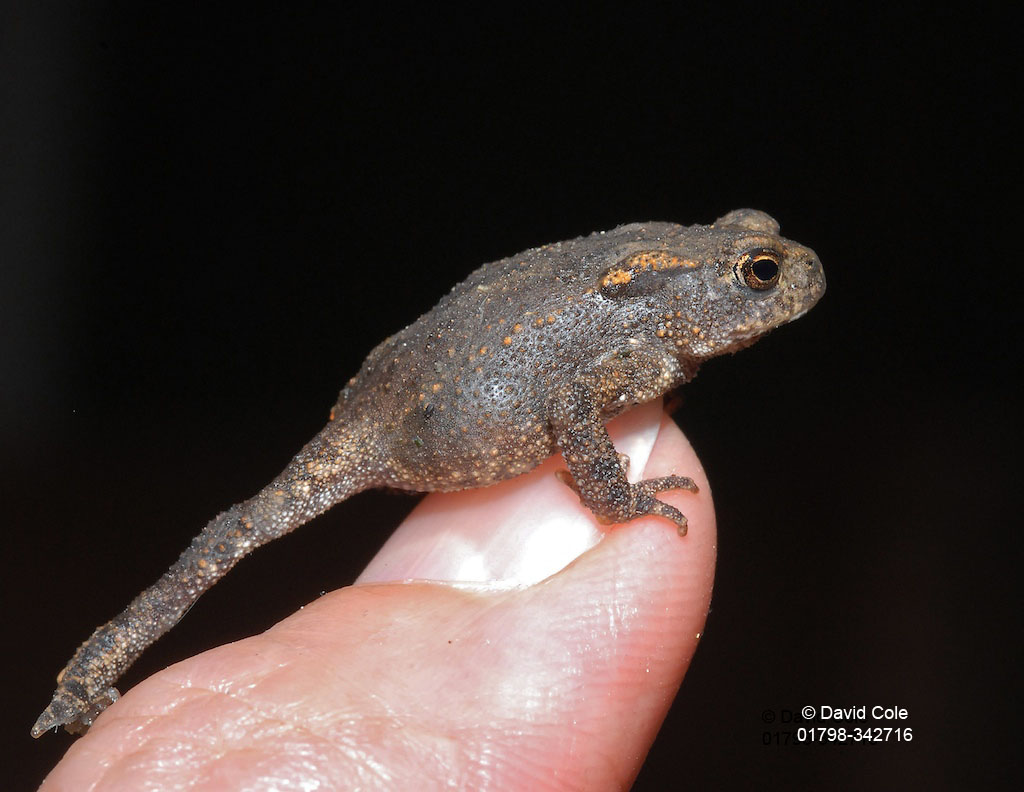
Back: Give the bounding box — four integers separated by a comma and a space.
503, 336, 512, 345
601, 250, 699, 290
601, 268, 633, 287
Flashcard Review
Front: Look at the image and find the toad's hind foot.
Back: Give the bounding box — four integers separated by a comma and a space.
31, 685, 119, 738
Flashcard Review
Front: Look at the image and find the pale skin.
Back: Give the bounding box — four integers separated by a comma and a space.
39, 401, 716, 791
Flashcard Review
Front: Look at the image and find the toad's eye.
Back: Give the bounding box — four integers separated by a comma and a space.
737, 251, 781, 290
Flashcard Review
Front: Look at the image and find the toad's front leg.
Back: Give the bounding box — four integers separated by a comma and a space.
547, 350, 698, 536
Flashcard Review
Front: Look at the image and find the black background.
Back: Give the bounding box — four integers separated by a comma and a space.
2, 4, 1016, 790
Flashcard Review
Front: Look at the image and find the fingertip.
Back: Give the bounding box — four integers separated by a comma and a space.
358, 400, 692, 587
358, 400, 716, 594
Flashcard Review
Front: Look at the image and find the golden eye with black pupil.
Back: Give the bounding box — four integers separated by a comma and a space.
737, 251, 781, 290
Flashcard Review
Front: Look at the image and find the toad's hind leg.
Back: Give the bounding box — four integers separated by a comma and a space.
32, 423, 373, 738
